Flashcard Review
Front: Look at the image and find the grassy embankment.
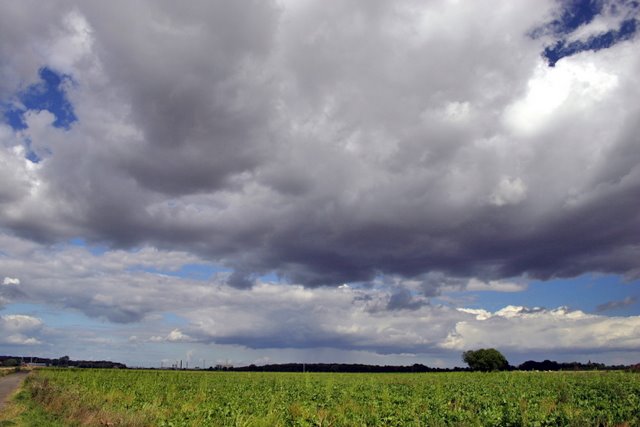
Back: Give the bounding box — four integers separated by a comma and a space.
2, 368, 640, 426
0, 368, 18, 378
0, 367, 63, 427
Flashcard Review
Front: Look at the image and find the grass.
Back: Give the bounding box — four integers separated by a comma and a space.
10, 368, 640, 426
0, 368, 18, 378
0, 387, 67, 427
0, 368, 52, 427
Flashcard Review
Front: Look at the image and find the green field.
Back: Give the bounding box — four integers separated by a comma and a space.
10, 368, 640, 426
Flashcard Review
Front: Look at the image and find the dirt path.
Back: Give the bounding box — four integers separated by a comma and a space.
0, 371, 29, 412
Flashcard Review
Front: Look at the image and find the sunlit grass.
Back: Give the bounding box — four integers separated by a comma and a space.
15, 368, 640, 426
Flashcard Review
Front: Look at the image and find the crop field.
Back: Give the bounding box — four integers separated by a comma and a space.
12, 368, 640, 426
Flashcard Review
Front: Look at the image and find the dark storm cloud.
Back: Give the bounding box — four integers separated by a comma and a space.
1, 0, 639, 294
386, 287, 428, 311
597, 296, 638, 312
79, 0, 280, 196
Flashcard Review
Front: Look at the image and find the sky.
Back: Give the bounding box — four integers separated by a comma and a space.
0, 0, 639, 369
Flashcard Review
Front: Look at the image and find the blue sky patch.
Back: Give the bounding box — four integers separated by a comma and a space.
126, 263, 230, 281
2, 67, 77, 130
534, 0, 639, 65
548, 0, 603, 35
446, 274, 640, 316
2, 303, 109, 328
545, 18, 637, 65
67, 238, 110, 256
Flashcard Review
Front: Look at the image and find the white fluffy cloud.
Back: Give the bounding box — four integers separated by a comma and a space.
149, 329, 194, 344
443, 305, 640, 352
2, 277, 20, 286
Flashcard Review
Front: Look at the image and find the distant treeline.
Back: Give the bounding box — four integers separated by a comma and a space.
2, 355, 638, 372
213, 361, 639, 373
229, 363, 468, 373
517, 360, 635, 372
0, 355, 126, 369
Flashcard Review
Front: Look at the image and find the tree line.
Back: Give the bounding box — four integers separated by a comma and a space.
0, 355, 126, 369
462, 348, 638, 372
2, 351, 638, 372
229, 363, 469, 373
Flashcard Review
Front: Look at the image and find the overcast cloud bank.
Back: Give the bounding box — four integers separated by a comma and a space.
0, 0, 639, 365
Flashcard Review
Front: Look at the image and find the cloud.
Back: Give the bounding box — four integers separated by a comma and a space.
0, 0, 639, 364
0, 234, 217, 322
166, 330, 191, 343
597, 296, 638, 312
1, 314, 42, 331
465, 279, 528, 293
0, 235, 638, 362
0, 275, 25, 308
173, 290, 640, 355
2, 0, 636, 289
490, 176, 528, 206
386, 287, 429, 311
442, 305, 640, 352
150, 329, 194, 343
0, 314, 44, 346
2, 277, 20, 285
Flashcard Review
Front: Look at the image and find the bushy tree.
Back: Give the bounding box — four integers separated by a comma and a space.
2, 358, 19, 367
462, 348, 509, 371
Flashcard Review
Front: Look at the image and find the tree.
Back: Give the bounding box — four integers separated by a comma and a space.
462, 348, 509, 371
2, 358, 18, 367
